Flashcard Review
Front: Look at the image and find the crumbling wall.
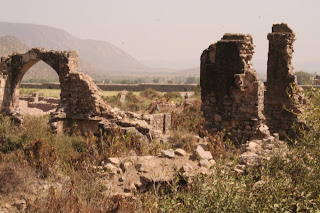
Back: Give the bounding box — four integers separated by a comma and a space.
0, 48, 111, 124
265, 23, 304, 136
0, 48, 170, 139
201, 34, 269, 143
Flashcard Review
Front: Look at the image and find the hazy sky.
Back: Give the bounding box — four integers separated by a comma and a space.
0, 0, 319, 70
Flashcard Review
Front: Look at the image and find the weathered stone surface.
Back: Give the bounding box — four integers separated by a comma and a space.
265, 23, 304, 138
174, 148, 187, 156
135, 163, 149, 173
200, 23, 306, 143
239, 152, 261, 166
13, 200, 26, 211
180, 164, 193, 173
0, 48, 171, 140
108, 157, 120, 166
0, 48, 110, 125
161, 149, 175, 158
201, 34, 269, 143
194, 145, 213, 160
104, 163, 118, 175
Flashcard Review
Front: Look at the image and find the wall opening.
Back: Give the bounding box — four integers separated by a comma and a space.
18, 60, 60, 116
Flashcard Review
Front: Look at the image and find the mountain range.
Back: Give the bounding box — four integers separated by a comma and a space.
0, 22, 200, 81
0, 22, 154, 79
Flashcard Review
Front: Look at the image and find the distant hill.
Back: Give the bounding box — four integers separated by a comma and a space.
0, 35, 58, 81
0, 35, 107, 81
0, 22, 151, 78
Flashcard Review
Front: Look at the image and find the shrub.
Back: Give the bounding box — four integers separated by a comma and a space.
140, 88, 162, 100
23, 139, 56, 178
0, 162, 36, 194
163, 91, 181, 99
171, 100, 206, 136
193, 83, 201, 98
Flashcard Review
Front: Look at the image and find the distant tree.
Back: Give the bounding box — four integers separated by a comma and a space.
295, 71, 313, 85
134, 78, 146, 84
167, 80, 174, 84
153, 78, 160, 83
185, 76, 198, 84
103, 79, 110, 84
94, 80, 102, 84
120, 79, 132, 84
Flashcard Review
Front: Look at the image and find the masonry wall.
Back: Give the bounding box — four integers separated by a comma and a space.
201, 34, 268, 143
265, 23, 303, 136
0, 48, 110, 124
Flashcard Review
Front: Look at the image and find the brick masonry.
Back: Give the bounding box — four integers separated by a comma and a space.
0, 48, 170, 138
201, 23, 305, 143
265, 23, 304, 136
201, 34, 269, 143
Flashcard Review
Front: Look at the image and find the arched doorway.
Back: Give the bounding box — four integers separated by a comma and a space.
0, 48, 110, 129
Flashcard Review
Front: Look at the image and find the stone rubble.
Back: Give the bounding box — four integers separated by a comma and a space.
193, 145, 213, 160
83, 146, 216, 195
235, 133, 289, 174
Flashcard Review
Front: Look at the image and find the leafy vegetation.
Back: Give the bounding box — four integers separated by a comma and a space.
144, 85, 320, 212
3, 84, 320, 211
295, 71, 313, 85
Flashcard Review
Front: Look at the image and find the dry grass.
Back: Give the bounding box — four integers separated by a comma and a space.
0, 161, 37, 196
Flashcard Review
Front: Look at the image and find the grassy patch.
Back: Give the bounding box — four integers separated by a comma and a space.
20, 88, 61, 98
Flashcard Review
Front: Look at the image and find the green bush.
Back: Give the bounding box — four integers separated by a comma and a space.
140, 88, 162, 100
163, 92, 181, 99
146, 85, 320, 212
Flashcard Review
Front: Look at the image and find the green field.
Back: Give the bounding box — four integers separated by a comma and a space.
20, 88, 141, 98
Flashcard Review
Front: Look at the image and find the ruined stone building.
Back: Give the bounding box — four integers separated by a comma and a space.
0, 23, 304, 144
0, 48, 170, 140
265, 23, 304, 135
201, 23, 304, 142
201, 34, 268, 143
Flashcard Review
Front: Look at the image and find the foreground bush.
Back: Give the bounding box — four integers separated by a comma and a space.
144, 86, 320, 212
140, 88, 162, 100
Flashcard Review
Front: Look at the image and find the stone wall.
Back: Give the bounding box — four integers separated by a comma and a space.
0, 48, 111, 124
20, 83, 197, 92
0, 48, 171, 140
201, 34, 268, 143
201, 23, 306, 142
265, 23, 304, 136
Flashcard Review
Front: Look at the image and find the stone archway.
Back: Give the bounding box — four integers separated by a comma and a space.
0, 48, 111, 126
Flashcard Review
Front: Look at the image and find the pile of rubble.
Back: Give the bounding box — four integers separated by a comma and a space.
235, 134, 289, 175
90, 144, 216, 195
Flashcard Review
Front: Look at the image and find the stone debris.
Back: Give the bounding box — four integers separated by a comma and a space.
194, 145, 213, 160
108, 157, 121, 166
161, 149, 175, 158
235, 134, 289, 174
174, 148, 187, 156
85, 148, 217, 195
13, 199, 27, 211
135, 163, 149, 173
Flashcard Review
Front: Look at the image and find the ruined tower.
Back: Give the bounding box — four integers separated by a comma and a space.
201, 34, 269, 143
265, 23, 303, 136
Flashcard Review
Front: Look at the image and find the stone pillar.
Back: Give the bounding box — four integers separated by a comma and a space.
265, 23, 303, 136
201, 34, 268, 144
